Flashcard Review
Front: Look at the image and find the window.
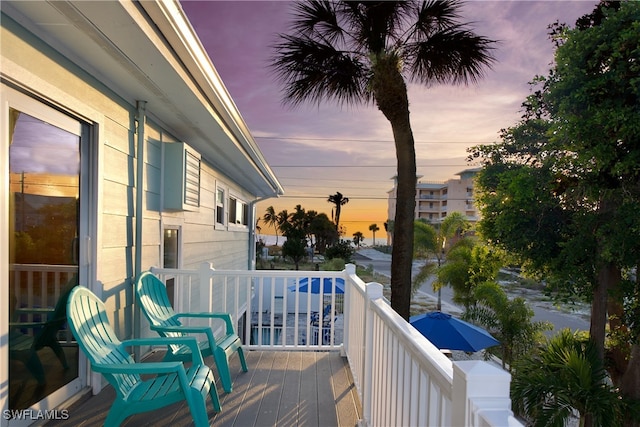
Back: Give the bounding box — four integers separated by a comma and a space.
163, 228, 180, 307
216, 188, 225, 225
242, 202, 249, 226
229, 196, 237, 224
229, 196, 248, 226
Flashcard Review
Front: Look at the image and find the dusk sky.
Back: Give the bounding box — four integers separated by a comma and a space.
180, 0, 598, 241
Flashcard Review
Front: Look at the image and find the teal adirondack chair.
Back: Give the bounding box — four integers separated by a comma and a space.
66, 286, 221, 426
135, 271, 248, 393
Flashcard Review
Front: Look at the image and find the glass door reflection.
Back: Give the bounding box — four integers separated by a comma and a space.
8, 109, 80, 410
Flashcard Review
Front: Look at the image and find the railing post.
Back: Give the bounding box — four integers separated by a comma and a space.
342, 264, 357, 357
361, 281, 383, 427
451, 360, 514, 427
198, 262, 213, 314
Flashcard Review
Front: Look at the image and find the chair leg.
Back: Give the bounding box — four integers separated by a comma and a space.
188, 389, 211, 427
210, 386, 222, 413
104, 399, 128, 427
213, 349, 233, 393
237, 347, 248, 372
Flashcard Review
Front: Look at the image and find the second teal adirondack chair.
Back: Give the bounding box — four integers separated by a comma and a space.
135, 271, 248, 393
67, 286, 221, 426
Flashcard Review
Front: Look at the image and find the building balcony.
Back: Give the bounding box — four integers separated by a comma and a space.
12, 264, 521, 426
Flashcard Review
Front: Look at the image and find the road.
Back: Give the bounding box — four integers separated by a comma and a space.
353, 251, 590, 334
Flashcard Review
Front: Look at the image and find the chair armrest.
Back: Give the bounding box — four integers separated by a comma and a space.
151, 325, 218, 353
151, 324, 211, 334
92, 361, 184, 375
120, 337, 204, 365
172, 312, 234, 335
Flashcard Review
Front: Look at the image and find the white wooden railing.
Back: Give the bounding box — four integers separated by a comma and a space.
10, 264, 78, 310
148, 263, 522, 427
9, 264, 78, 343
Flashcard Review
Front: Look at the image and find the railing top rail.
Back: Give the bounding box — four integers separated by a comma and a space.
150, 266, 348, 278
10, 263, 79, 273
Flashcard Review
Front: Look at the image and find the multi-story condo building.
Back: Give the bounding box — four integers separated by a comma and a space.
387, 168, 481, 228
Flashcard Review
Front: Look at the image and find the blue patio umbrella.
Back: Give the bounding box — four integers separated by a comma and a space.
409, 311, 499, 352
288, 277, 345, 294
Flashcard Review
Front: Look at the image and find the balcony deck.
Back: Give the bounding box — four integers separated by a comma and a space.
45, 350, 362, 427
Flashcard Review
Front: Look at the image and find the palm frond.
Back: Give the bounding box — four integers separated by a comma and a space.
411, 0, 465, 38
291, 1, 345, 45
272, 34, 370, 106
407, 25, 495, 86
340, 1, 413, 53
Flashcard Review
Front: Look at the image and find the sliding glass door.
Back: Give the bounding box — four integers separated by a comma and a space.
6, 93, 88, 416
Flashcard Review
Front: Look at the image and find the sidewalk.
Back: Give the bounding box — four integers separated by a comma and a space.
355, 248, 392, 261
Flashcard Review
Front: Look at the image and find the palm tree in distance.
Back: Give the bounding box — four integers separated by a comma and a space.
327, 191, 349, 231
273, 0, 495, 319
369, 223, 380, 246
276, 209, 291, 239
353, 231, 364, 248
263, 206, 280, 246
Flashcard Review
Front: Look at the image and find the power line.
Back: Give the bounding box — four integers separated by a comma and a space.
277, 195, 475, 201
256, 136, 493, 145
275, 175, 394, 183
271, 164, 476, 168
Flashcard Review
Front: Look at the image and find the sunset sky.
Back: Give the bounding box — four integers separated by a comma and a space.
180, 0, 598, 241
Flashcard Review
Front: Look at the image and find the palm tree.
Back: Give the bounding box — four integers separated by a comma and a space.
276, 209, 291, 238
353, 231, 364, 248
327, 191, 349, 232
263, 205, 279, 246
412, 213, 470, 309
464, 281, 550, 371
273, 1, 495, 320
369, 223, 380, 246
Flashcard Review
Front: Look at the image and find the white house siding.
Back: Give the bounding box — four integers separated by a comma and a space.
3, 11, 259, 340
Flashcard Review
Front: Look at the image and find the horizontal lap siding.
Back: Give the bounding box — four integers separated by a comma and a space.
4, 15, 256, 341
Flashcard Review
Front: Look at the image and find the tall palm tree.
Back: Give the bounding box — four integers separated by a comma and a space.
263, 205, 280, 246
273, 0, 495, 319
369, 223, 380, 245
327, 191, 349, 231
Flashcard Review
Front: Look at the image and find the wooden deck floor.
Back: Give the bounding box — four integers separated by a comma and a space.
45, 350, 362, 427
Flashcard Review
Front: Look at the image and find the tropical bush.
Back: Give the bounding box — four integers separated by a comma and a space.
511, 329, 630, 427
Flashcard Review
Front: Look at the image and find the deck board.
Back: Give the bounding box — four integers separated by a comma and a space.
45, 350, 362, 427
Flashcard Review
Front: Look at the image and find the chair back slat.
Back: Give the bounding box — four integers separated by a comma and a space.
136, 272, 185, 351
67, 287, 140, 397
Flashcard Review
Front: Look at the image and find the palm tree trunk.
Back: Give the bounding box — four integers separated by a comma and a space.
390, 122, 416, 320
371, 55, 416, 320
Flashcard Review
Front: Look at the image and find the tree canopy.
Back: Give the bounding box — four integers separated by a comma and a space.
470, 1, 640, 420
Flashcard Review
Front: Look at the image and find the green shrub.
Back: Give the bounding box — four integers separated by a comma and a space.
325, 240, 354, 262
322, 258, 345, 271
